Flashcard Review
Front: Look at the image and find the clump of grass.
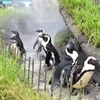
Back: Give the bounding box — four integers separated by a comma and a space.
60, 0, 100, 47
0, 39, 53, 100
55, 28, 71, 47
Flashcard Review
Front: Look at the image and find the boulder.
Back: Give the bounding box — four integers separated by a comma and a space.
57, 5, 100, 86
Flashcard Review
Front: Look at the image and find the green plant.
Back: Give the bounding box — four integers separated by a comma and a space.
60, 0, 100, 47
55, 28, 71, 47
0, 38, 53, 100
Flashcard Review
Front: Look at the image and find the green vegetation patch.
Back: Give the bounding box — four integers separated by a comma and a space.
60, 0, 100, 47
0, 40, 52, 100
0, 8, 36, 30
55, 28, 71, 47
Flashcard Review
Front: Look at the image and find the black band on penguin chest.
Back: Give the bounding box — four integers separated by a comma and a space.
77, 69, 95, 82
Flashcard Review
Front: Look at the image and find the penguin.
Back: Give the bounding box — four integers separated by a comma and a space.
39, 34, 61, 69
62, 39, 79, 86
49, 39, 78, 86
71, 56, 99, 89
65, 39, 78, 65
9, 31, 26, 57
49, 55, 73, 86
40, 45, 55, 68
33, 29, 45, 50
33, 29, 49, 58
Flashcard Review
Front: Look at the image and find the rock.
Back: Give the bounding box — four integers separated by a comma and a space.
58, 5, 100, 85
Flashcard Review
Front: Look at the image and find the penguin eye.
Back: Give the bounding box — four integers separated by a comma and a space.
88, 58, 96, 65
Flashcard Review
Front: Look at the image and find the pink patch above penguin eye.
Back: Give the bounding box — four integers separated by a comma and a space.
93, 59, 96, 61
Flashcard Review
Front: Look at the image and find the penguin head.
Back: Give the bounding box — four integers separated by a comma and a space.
10, 31, 19, 43
11, 31, 19, 37
35, 29, 45, 36
39, 34, 51, 43
85, 56, 97, 66
10, 35, 17, 43
86, 56, 100, 67
66, 39, 75, 54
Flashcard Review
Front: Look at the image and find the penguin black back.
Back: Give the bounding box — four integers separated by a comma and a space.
10, 31, 26, 57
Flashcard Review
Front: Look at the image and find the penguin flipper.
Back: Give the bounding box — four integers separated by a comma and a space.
17, 38, 26, 54
45, 51, 52, 67
33, 39, 38, 49
37, 45, 42, 54
63, 65, 73, 86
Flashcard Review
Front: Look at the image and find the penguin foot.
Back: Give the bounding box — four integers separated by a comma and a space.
46, 67, 52, 71
49, 79, 60, 87
84, 90, 90, 94
84, 89, 90, 94
43, 64, 46, 67
62, 83, 69, 88
43, 66, 52, 71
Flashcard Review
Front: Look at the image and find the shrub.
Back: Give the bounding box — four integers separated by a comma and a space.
55, 28, 71, 47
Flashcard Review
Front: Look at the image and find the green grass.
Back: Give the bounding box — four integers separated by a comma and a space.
0, 41, 53, 100
55, 28, 71, 47
60, 0, 100, 47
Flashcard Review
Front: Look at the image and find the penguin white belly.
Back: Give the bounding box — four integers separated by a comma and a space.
73, 71, 94, 89
10, 43, 21, 56
49, 52, 55, 66
38, 37, 43, 45
38, 47, 46, 58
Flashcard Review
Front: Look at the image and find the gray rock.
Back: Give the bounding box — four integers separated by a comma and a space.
58, 5, 100, 85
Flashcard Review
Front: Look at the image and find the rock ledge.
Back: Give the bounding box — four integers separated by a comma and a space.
59, 5, 100, 60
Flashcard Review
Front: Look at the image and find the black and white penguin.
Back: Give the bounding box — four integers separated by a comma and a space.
33, 29, 49, 58
33, 29, 45, 49
49, 40, 78, 86
71, 56, 99, 89
39, 34, 61, 69
40, 45, 56, 68
49, 55, 73, 86
9, 31, 26, 57
65, 39, 78, 65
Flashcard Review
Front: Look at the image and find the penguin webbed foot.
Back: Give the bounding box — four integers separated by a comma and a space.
84, 86, 90, 94
45, 65, 54, 71
42, 65, 52, 71
46, 66, 52, 71
62, 82, 69, 88
49, 78, 61, 87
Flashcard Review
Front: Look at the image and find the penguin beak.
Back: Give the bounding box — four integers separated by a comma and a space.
11, 30, 15, 33
35, 30, 40, 32
95, 60, 100, 67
